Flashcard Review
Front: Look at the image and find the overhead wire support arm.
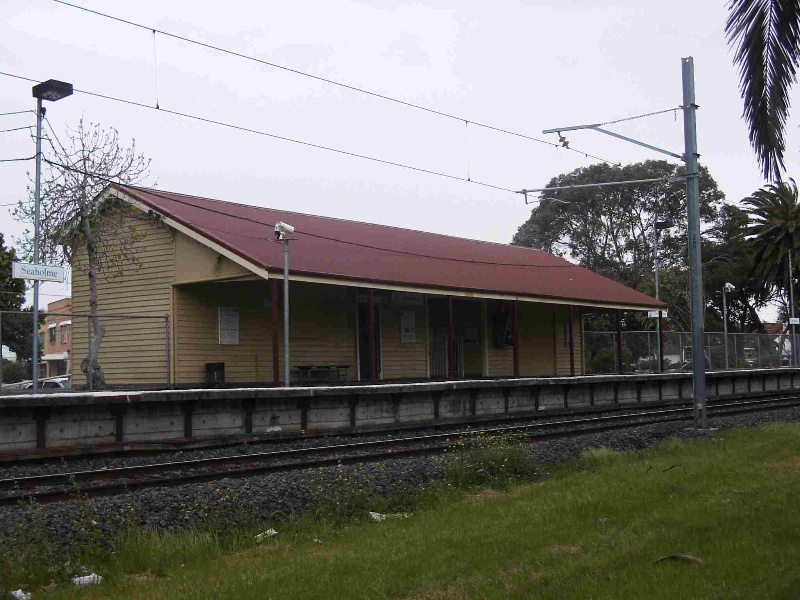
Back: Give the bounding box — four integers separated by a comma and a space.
542, 124, 683, 161
519, 176, 677, 204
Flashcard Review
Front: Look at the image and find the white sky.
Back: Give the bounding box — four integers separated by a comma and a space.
1, 0, 798, 317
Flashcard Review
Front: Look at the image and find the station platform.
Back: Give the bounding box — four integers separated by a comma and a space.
1, 368, 798, 455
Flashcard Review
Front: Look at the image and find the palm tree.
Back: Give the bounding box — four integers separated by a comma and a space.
726, 0, 800, 181
743, 178, 800, 296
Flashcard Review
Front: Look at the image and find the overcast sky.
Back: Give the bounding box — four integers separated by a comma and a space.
2, 0, 799, 311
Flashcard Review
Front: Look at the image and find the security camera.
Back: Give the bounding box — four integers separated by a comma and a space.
274, 221, 294, 240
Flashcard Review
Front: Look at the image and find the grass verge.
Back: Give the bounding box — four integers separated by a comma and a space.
8, 424, 800, 598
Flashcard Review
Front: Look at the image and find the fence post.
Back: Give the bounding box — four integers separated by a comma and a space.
165, 315, 171, 389
615, 311, 623, 374
757, 335, 763, 368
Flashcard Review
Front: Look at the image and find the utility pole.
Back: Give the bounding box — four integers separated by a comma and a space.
28, 79, 72, 392
682, 57, 706, 429
32, 97, 43, 393
536, 56, 707, 428
789, 249, 797, 366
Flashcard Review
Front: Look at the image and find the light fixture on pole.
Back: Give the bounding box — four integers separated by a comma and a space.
30, 79, 72, 393
722, 282, 735, 370
274, 221, 294, 387
788, 249, 798, 367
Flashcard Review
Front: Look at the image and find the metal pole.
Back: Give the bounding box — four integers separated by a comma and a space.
369, 289, 377, 381
165, 315, 171, 388
567, 304, 575, 376
448, 297, 455, 378
513, 300, 520, 377
654, 224, 662, 372
789, 249, 797, 366
32, 98, 43, 393
615, 310, 624, 374
271, 279, 280, 383
682, 56, 706, 429
658, 313, 664, 373
283, 238, 290, 387
723, 286, 729, 370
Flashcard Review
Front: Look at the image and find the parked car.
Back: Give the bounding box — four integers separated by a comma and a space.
22, 377, 70, 390
667, 358, 709, 372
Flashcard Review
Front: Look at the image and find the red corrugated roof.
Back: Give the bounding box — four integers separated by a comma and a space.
115, 185, 664, 309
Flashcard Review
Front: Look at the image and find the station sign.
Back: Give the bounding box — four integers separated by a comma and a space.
648, 310, 668, 318
12, 261, 66, 283
790, 318, 800, 325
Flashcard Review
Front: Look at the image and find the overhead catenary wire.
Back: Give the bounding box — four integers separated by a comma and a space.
0, 110, 34, 117
0, 156, 35, 163
40, 157, 581, 269
0, 70, 517, 194
0, 126, 33, 134
49, 0, 617, 166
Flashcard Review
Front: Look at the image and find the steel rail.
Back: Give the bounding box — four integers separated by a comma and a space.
0, 395, 797, 507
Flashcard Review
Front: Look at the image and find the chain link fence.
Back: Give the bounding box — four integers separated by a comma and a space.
584, 330, 796, 374
0, 311, 170, 392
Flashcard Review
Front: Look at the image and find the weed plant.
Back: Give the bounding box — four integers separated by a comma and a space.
443, 431, 537, 490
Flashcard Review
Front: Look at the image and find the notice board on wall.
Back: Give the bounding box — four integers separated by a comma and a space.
400, 310, 416, 343
218, 306, 240, 345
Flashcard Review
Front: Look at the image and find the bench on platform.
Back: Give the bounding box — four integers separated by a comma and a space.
294, 365, 351, 385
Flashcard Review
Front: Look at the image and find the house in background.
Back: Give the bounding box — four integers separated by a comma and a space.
38, 297, 72, 380
69, 184, 664, 387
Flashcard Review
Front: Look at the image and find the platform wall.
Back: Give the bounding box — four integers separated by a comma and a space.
1, 369, 797, 455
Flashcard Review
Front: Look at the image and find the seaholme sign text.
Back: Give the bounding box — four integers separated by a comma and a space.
12, 262, 66, 283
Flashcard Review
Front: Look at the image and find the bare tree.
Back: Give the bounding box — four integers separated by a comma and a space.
14, 120, 150, 388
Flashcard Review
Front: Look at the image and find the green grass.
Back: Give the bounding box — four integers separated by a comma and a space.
25, 424, 800, 598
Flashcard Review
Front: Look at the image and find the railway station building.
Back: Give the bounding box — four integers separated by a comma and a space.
69, 184, 664, 387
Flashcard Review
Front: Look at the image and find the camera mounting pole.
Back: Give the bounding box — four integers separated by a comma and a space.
274, 222, 295, 387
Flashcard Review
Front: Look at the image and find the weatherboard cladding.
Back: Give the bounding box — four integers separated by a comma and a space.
114, 184, 662, 309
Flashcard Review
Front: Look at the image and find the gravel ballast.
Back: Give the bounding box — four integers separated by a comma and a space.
1, 406, 799, 554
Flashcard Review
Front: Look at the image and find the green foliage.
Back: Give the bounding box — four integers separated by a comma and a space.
743, 179, 800, 303
512, 160, 726, 332
0, 496, 70, 592
443, 432, 537, 490
578, 446, 626, 470
0, 233, 25, 312
726, 0, 800, 181
703, 203, 766, 333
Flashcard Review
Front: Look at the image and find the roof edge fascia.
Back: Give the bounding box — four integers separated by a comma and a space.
280, 271, 663, 312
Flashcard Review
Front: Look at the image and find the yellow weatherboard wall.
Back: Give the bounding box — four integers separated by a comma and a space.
174, 280, 358, 384
71, 209, 175, 386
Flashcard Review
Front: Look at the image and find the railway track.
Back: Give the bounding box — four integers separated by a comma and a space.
1, 394, 797, 507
